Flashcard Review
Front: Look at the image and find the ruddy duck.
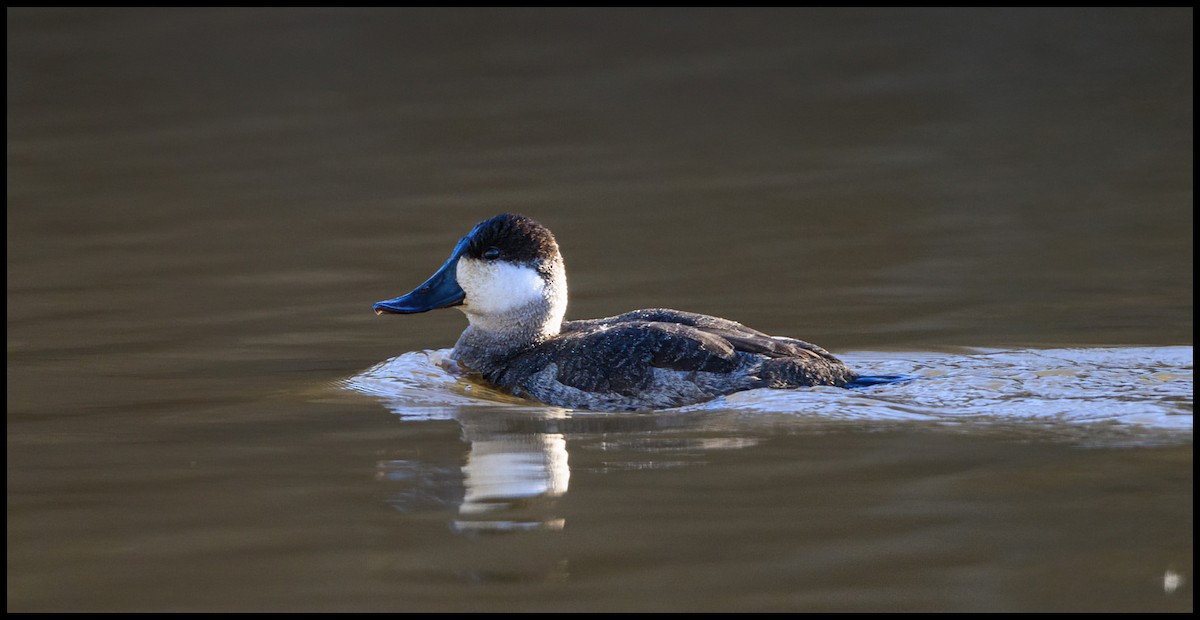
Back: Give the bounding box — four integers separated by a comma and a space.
374, 214, 857, 410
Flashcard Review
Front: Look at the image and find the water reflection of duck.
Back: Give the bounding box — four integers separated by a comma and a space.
453, 419, 570, 534
374, 214, 857, 411
374, 410, 570, 534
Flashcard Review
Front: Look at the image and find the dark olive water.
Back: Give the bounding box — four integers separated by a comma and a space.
7, 8, 1192, 612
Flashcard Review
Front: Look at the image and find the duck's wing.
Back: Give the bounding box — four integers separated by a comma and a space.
562, 308, 759, 335
489, 315, 855, 409
494, 319, 745, 399
562, 308, 837, 361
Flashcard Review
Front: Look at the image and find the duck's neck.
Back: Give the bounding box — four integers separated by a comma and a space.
452, 260, 567, 372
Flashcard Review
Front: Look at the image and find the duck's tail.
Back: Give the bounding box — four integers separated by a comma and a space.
844, 374, 912, 389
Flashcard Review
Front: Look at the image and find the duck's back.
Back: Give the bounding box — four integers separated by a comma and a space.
477, 308, 857, 411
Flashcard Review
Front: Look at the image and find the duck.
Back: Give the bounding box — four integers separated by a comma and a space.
373, 213, 858, 411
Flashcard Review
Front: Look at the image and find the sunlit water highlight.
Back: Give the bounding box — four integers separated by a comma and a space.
344, 346, 1193, 431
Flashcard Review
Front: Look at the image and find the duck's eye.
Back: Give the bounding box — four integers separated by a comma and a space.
482, 247, 501, 260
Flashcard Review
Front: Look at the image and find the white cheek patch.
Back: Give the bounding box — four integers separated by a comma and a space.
456, 258, 547, 316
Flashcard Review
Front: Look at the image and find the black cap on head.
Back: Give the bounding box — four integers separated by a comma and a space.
463, 213, 559, 264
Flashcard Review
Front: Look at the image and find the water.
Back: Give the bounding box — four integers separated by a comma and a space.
348, 345, 1192, 547
7, 7, 1193, 612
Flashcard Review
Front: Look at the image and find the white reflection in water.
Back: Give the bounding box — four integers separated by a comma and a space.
370, 413, 574, 533
460, 433, 570, 510
454, 428, 570, 533
1163, 569, 1184, 594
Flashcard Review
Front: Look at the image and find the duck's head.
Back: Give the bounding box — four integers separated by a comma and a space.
374, 214, 568, 336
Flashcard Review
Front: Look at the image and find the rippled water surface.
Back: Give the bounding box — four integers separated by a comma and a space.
350, 346, 1193, 431
8, 8, 1193, 612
